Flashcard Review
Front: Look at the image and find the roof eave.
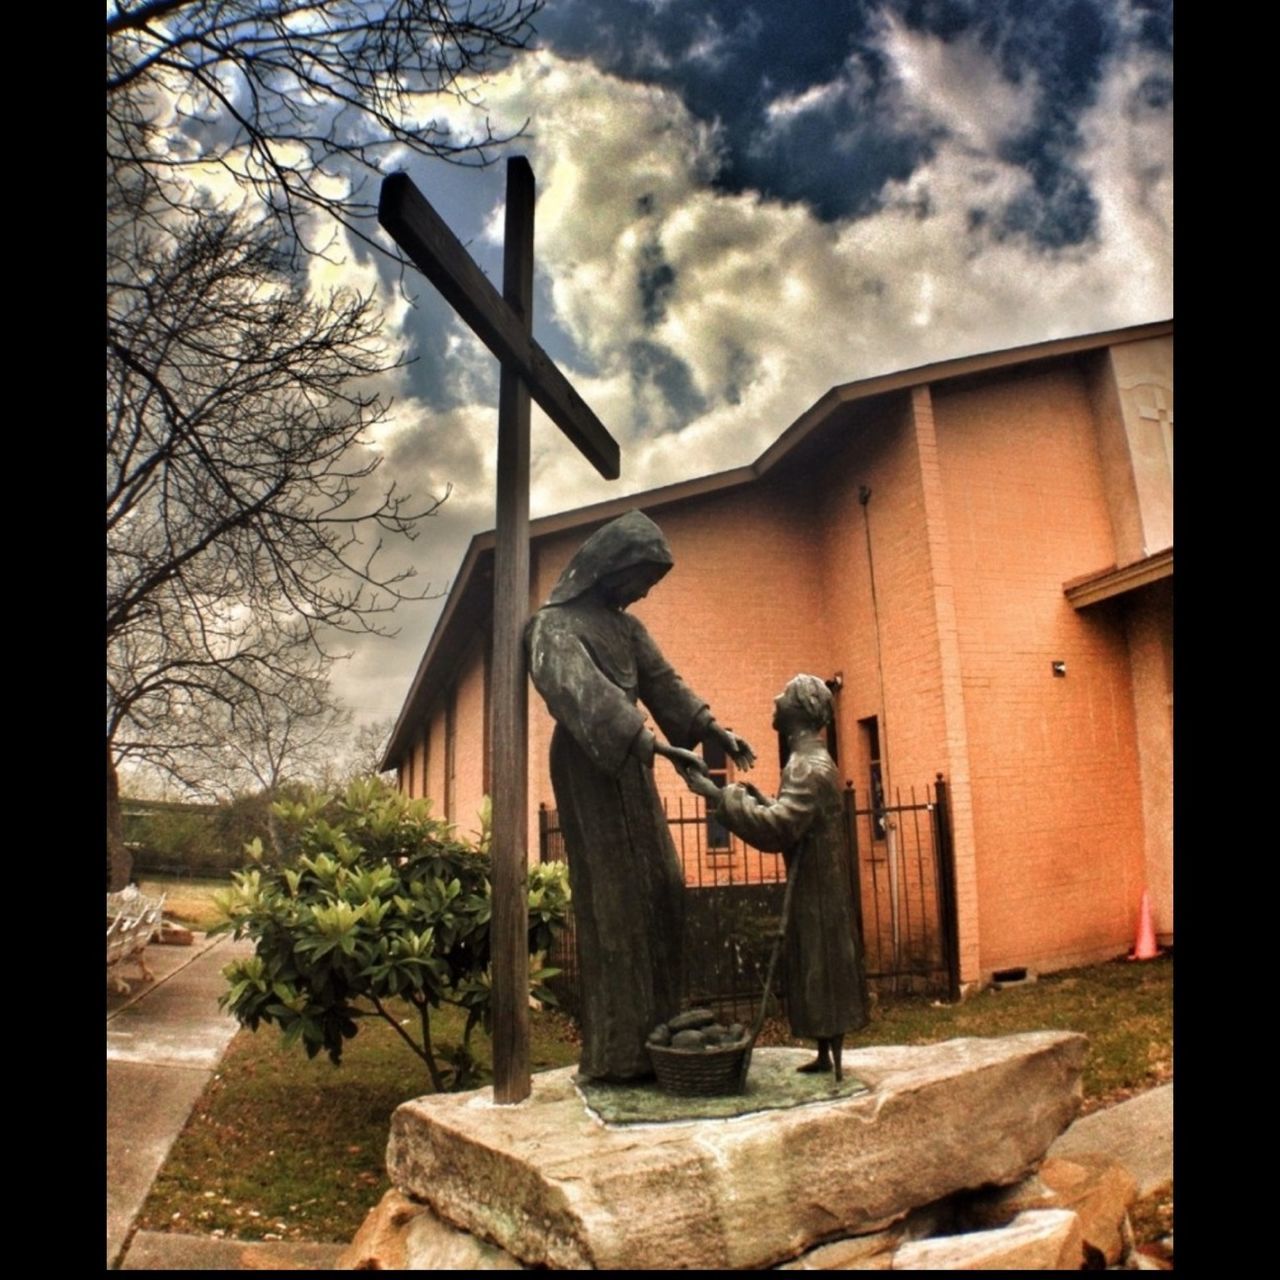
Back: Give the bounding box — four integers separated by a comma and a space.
755, 319, 1174, 476
1064, 547, 1173, 608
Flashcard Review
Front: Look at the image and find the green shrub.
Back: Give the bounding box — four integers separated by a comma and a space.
126, 789, 300, 877
214, 778, 570, 1091
127, 804, 231, 876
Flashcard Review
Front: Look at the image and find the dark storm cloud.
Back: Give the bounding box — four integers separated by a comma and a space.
366, 152, 596, 415
628, 339, 707, 429
538, 0, 924, 221
893, 0, 1121, 247
319, 2, 1170, 723
637, 237, 678, 326
537, 0, 1171, 247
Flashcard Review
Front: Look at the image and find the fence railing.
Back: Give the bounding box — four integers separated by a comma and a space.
846, 774, 960, 1002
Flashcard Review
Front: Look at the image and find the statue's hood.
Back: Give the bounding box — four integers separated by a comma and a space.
545, 509, 674, 605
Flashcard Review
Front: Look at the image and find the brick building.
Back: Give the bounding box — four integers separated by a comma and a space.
383, 320, 1172, 987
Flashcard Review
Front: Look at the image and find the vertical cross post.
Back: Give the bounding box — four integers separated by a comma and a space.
377, 163, 619, 1106
490, 157, 534, 1103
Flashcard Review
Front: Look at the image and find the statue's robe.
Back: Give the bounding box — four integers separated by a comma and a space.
527, 511, 710, 1080
718, 745, 868, 1040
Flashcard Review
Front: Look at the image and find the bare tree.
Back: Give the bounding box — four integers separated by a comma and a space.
191, 672, 354, 855
213, 685, 352, 801
346, 716, 397, 781
105, 3, 543, 887
106, 1, 542, 260
106, 205, 440, 886
107, 208, 429, 648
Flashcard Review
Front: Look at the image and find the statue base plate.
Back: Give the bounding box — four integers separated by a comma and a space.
576, 1054, 868, 1124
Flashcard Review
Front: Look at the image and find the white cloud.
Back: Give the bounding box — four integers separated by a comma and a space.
875, 9, 1042, 154
765, 78, 847, 124
340, 34, 1172, 722
1076, 50, 1174, 302
684, 15, 731, 70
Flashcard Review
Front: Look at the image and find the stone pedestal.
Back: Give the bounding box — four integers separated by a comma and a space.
345, 1033, 1087, 1271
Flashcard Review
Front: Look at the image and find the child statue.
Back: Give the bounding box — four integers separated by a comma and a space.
674, 674, 867, 1080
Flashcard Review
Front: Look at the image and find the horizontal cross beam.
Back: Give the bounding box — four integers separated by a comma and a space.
379, 172, 620, 481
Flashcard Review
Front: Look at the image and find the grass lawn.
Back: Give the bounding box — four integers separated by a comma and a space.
137, 875, 232, 932
767, 953, 1173, 1114
135, 953, 1171, 1245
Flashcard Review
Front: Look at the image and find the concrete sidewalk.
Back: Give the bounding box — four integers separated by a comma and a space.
107, 931, 254, 1269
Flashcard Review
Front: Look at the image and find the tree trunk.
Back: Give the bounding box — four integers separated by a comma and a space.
106, 746, 132, 891
266, 798, 286, 863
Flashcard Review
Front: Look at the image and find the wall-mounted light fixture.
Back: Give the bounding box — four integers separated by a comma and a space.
826, 672, 844, 693
1051, 661, 1066, 678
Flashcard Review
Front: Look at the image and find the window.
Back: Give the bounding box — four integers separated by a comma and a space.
825, 713, 840, 765
859, 715, 887, 841
702, 739, 731, 851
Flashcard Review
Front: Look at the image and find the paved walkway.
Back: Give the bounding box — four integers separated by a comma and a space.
107, 938, 1172, 1270
107, 931, 250, 1268
107, 932, 349, 1271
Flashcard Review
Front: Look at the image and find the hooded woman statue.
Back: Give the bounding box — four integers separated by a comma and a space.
526, 510, 754, 1082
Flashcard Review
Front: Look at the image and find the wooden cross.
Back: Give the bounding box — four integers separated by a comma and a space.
379, 162, 619, 1104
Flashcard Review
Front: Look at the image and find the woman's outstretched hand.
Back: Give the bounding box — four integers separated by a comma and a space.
712, 725, 756, 771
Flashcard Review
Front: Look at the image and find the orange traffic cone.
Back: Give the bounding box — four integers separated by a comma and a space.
1128, 888, 1159, 961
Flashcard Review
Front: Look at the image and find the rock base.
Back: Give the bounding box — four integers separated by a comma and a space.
344, 1033, 1086, 1270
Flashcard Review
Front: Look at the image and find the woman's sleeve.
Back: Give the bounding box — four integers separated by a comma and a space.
527, 612, 648, 776
630, 617, 712, 748
716, 758, 821, 852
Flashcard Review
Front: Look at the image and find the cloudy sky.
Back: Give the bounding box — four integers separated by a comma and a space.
323, 0, 1173, 732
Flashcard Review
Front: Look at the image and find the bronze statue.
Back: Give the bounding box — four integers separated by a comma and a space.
526, 510, 755, 1082
675, 675, 867, 1080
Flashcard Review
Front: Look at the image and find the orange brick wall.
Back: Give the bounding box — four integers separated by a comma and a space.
424, 704, 446, 817
403, 655, 487, 842
399, 728, 423, 798
909, 385, 983, 982
932, 365, 1147, 975
803, 395, 973, 798
528, 535, 563, 849
1124, 579, 1172, 941
412, 732, 428, 801
805, 392, 981, 981
449, 637, 489, 842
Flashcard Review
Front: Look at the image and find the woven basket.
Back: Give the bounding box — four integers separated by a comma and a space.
647, 1040, 750, 1096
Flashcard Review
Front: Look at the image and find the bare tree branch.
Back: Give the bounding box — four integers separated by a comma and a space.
106, 1, 543, 265
106, 2, 535, 887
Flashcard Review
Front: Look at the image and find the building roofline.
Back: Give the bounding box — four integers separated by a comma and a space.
384, 318, 1173, 768
756, 319, 1173, 474
382, 536, 488, 770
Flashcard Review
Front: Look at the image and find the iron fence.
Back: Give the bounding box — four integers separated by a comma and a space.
537, 773, 958, 1028
846, 774, 960, 1002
